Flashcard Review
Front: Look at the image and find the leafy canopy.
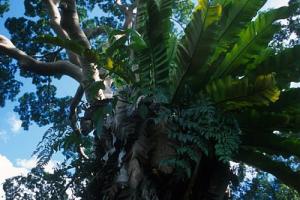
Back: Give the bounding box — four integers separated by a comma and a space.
2, 0, 300, 198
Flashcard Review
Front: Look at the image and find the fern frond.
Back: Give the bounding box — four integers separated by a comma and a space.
171, 0, 222, 102
212, 6, 290, 80
33, 127, 65, 167
209, 0, 267, 64
247, 45, 300, 88
206, 74, 280, 111
135, 0, 174, 96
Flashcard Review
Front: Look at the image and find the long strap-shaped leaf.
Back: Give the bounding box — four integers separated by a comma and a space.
242, 131, 300, 159
212, 6, 290, 80
236, 89, 300, 131
267, 88, 300, 114
171, 0, 222, 103
247, 45, 300, 88
237, 109, 300, 132
209, 0, 267, 64
206, 74, 280, 111
135, 0, 173, 95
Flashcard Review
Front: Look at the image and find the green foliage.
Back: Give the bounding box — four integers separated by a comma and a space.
171, 0, 222, 102
0, 57, 22, 107
212, 6, 291, 79
134, 0, 174, 97
206, 74, 280, 111
3, 0, 300, 198
0, 0, 8, 17
33, 127, 63, 167
161, 96, 240, 178
236, 88, 300, 132
233, 168, 300, 200
247, 45, 300, 88
208, 0, 267, 64
14, 85, 71, 130
3, 168, 69, 200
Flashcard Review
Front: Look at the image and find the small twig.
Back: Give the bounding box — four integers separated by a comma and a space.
69, 85, 84, 121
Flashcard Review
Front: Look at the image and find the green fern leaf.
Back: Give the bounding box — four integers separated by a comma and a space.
171, 0, 222, 102
212, 6, 290, 80
135, 0, 174, 96
247, 45, 300, 88
209, 0, 267, 64
206, 74, 280, 110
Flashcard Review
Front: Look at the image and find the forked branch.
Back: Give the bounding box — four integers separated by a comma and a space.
115, 0, 136, 29
0, 35, 83, 82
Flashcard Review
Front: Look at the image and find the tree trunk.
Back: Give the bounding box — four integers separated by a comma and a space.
86, 97, 231, 200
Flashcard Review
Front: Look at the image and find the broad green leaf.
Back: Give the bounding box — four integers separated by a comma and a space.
171, 1, 222, 102
212, 6, 290, 80
236, 89, 300, 131
242, 131, 300, 158
247, 45, 300, 88
237, 109, 300, 131
206, 74, 280, 110
267, 88, 300, 115
209, 0, 267, 64
134, 0, 175, 97
127, 29, 147, 50
196, 0, 222, 29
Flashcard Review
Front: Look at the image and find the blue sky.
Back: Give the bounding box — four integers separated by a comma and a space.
0, 0, 78, 160
0, 1, 79, 198
0, 0, 291, 198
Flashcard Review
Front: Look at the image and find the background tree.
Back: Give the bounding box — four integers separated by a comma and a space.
1, 0, 300, 199
271, 0, 300, 49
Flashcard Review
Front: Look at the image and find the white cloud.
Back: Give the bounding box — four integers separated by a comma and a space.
291, 82, 300, 88
16, 157, 58, 174
0, 155, 58, 199
7, 114, 22, 133
0, 130, 8, 143
262, 0, 289, 10
0, 155, 28, 199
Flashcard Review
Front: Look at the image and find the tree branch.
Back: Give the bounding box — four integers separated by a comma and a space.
241, 131, 300, 158
235, 147, 300, 193
84, 26, 106, 39
44, 0, 68, 39
44, 0, 81, 66
115, 0, 136, 29
60, 0, 90, 49
69, 85, 84, 120
0, 35, 83, 82
59, 0, 108, 91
